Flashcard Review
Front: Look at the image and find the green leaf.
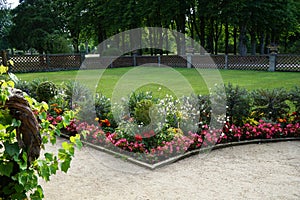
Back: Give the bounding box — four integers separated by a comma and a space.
15, 151, 28, 170
42, 135, 49, 144
39, 112, 47, 121
11, 118, 21, 127
30, 185, 44, 200
49, 160, 58, 175
0, 161, 14, 176
60, 157, 71, 173
4, 141, 19, 157
6, 80, 15, 88
58, 149, 67, 160
44, 153, 53, 161
70, 134, 83, 150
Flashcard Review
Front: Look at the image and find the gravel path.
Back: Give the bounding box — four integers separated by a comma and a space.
40, 139, 300, 200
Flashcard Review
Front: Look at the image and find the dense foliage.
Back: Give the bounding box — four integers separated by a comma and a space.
0, 62, 82, 199
1, 0, 300, 55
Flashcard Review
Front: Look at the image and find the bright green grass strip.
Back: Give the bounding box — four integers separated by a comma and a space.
17, 67, 300, 98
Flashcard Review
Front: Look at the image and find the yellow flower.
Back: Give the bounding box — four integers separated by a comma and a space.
0, 65, 8, 74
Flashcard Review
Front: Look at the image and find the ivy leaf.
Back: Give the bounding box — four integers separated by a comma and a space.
6, 80, 15, 88
30, 185, 44, 200
44, 153, 53, 161
39, 112, 47, 121
60, 157, 71, 173
4, 141, 19, 157
70, 134, 83, 150
11, 118, 21, 127
0, 161, 14, 177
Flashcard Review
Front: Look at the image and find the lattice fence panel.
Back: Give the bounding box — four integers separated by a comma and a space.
113, 56, 134, 67
212, 55, 225, 69
11, 55, 47, 72
191, 55, 218, 69
81, 56, 116, 69
136, 56, 158, 66
228, 56, 269, 70
276, 55, 300, 72
48, 55, 81, 70
161, 55, 187, 67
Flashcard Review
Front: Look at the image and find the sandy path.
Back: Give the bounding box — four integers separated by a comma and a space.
40, 139, 300, 200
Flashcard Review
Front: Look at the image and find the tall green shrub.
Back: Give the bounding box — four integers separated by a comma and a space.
251, 88, 290, 122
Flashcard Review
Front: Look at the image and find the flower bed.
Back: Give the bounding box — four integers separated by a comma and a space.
62, 117, 299, 166
17, 79, 300, 168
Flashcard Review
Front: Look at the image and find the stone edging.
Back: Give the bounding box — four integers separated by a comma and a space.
72, 136, 300, 170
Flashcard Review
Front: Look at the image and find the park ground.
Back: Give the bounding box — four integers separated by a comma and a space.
40, 138, 300, 200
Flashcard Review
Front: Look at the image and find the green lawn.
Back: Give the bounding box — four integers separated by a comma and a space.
17, 67, 300, 98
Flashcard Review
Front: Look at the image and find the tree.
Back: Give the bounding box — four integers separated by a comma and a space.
9, 0, 69, 54
0, 6, 12, 51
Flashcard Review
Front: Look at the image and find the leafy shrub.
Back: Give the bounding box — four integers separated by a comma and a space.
95, 93, 111, 120
193, 94, 211, 131
128, 91, 155, 117
134, 99, 154, 126
94, 93, 117, 130
36, 81, 57, 102
15, 78, 48, 99
224, 83, 251, 126
14, 80, 31, 95
63, 81, 91, 105
251, 88, 290, 122
289, 86, 300, 113
62, 81, 95, 122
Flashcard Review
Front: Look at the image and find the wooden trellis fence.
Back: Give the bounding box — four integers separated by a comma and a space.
1, 53, 299, 72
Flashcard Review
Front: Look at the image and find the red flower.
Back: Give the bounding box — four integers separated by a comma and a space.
100, 119, 111, 127
143, 130, 156, 138
135, 134, 143, 141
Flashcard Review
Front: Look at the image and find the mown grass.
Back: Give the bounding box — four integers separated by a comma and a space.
17, 67, 300, 98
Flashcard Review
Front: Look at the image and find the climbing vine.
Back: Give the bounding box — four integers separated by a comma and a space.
0, 61, 82, 199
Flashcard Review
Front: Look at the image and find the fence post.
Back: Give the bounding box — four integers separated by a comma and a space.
158, 56, 161, 67
187, 54, 192, 68
268, 54, 276, 72
133, 54, 137, 66
80, 53, 85, 65
1, 50, 8, 67
46, 54, 50, 68
224, 54, 228, 69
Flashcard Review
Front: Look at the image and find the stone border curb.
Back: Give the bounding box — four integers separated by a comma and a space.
61, 132, 300, 170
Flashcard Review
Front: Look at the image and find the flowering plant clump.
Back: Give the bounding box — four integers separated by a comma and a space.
13, 77, 300, 165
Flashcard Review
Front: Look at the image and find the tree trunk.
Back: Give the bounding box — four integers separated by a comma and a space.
165, 28, 169, 55
250, 31, 256, 55
207, 18, 214, 54
238, 25, 247, 56
259, 31, 265, 55
225, 21, 229, 55
149, 28, 153, 55
233, 26, 237, 55
200, 16, 205, 51
121, 31, 125, 53
214, 20, 222, 55
158, 28, 163, 55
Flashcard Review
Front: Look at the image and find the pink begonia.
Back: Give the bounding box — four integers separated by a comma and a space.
65, 116, 300, 164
